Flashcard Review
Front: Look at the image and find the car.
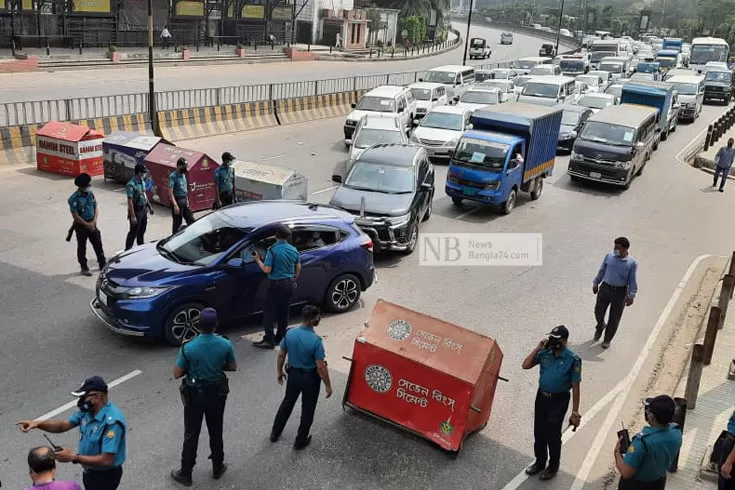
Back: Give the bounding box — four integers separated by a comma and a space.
90, 201, 376, 345
529, 64, 562, 76
539, 43, 556, 57
604, 82, 625, 100
500, 32, 514, 45
349, 115, 409, 163
575, 74, 605, 93
575, 93, 617, 112
558, 106, 594, 152
453, 86, 503, 111
476, 68, 518, 82
663, 68, 694, 81
408, 82, 448, 120
588, 70, 613, 86
469, 38, 492, 59
330, 145, 434, 255
344, 85, 417, 145
410, 105, 472, 162
479, 79, 516, 102
512, 75, 534, 96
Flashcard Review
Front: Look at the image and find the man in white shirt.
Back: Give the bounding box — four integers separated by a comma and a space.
161, 26, 172, 50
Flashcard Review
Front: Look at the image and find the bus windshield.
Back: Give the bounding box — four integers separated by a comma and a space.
691, 44, 729, 65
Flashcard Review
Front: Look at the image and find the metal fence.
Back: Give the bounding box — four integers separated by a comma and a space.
0, 24, 580, 127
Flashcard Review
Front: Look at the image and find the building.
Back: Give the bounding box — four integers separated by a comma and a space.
292, 0, 366, 48
366, 7, 398, 47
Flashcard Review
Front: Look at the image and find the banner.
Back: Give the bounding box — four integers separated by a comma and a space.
272, 6, 291, 20
175, 0, 204, 16
73, 0, 110, 12
242, 4, 264, 18
0, 0, 6, 10
639, 10, 651, 32
22, 0, 32, 11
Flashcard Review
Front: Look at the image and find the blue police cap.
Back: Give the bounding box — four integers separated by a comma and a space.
199, 308, 217, 329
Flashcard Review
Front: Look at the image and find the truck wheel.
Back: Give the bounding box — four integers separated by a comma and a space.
501, 189, 517, 215
452, 197, 463, 206
530, 177, 543, 201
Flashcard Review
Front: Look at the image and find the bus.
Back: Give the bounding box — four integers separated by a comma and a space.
690, 37, 730, 73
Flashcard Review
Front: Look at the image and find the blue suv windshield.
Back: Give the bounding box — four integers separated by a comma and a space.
158, 212, 248, 266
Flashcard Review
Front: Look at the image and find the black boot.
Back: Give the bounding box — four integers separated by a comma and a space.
170, 469, 192, 487
525, 460, 546, 475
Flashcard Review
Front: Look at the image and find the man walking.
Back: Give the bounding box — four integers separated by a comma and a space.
593, 236, 638, 349
125, 164, 149, 250
522, 326, 582, 481
270, 305, 332, 450
214, 152, 236, 208
169, 157, 195, 235
161, 25, 172, 49
17, 376, 127, 490
714, 137, 735, 193
25, 446, 82, 490
252, 224, 301, 349
171, 308, 237, 487
68, 173, 106, 276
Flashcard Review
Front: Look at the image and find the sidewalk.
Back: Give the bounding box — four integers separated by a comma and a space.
667, 273, 735, 490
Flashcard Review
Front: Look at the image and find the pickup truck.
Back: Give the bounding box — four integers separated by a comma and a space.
620, 80, 679, 141
445, 102, 562, 215
469, 38, 492, 59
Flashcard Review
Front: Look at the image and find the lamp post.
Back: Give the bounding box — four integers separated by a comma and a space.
148, 0, 158, 136
554, 0, 565, 55
461, 0, 474, 65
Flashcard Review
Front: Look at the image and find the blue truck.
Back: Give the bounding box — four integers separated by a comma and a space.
445, 102, 562, 215
662, 37, 683, 52
620, 80, 679, 142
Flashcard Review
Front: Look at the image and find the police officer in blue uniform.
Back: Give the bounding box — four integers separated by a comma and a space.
17, 376, 127, 490
214, 152, 236, 208
522, 325, 582, 481
168, 157, 195, 235
615, 395, 683, 489
171, 308, 237, 487
270, 305, 333, 450
124, 164, 149, 250
720, 410, 735, 490
68, 173, 106, 276
252, 224, 301, 349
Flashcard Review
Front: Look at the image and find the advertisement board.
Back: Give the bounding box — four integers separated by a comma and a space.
72, 0, 110, 12
242, 4, 264, 18
271, 6, 292, 20
0, 0, 6, 10
36, 121, 105, 177
175, 0, 203, 16
144, 144, 218, 211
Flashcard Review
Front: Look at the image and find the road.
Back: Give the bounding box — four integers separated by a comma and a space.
0, 30, 728, 490
0, 23, 576, 103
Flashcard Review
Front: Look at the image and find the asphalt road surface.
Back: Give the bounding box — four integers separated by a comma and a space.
0, 23, 576, 103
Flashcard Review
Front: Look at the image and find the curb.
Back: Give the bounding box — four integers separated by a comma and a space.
313, 39, 462, 63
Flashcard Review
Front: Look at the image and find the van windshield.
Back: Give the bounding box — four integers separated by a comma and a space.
522, 82, 559, 98
424, 71, 457, 84
590, 51, 615, 62
515, 59, 538, 69
579, 121, 636, 147
410, 88, 432, 101
452, 138, 510, 170
670, 82, 699, 95
356, 96, 395, 112
599, 62, 623, 73
560, 60, 585, 72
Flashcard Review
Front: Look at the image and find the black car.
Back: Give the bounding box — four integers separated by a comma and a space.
557, 106, 594, 152
704, 69, 733, 104
330, 144, 434, 254
539, 43, 556, 57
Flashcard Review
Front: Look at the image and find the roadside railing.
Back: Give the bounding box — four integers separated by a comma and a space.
0, 24, 579, 127
704, 105, 735, 151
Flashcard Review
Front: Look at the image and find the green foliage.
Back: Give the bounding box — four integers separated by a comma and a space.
402, 14, 426, 44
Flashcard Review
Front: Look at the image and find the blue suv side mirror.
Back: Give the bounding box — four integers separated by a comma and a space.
224, 258, 245, 268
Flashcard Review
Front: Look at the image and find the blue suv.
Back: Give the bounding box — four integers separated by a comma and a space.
90, 201, 375, 345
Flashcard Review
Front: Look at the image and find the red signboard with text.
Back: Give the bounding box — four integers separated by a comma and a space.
36, 121, 105, 177
344, 299, 504, 453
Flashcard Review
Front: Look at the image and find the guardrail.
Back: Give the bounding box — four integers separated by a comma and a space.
0, 23, 579, 128
450, 15, 581, 47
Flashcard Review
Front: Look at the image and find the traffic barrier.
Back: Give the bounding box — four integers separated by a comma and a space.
275, 92, 353, 126
156, 101, 277, 141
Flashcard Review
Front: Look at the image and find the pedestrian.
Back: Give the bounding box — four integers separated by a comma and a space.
25, 446, 82, 490
615, 395, 682, 489
721, 437, 735, 490
252, 224, 301, 349
170, 308, 237, 487
593, 237, 638, 349
335, 32, 342, 49
269, 33, 276, 48
17, 376, 127, 490
124, 164, 149, 250
270, 305, 333, 450
214, 152, 236, 208
161, 25, 172, 49
713, 137, 735, 193
68, 173, 106, 277
168, 157, 195, 235
522, 325, 582, 481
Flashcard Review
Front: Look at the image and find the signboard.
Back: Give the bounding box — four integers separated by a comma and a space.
639, 10, 650, 32
21, 0, 32, 10
72, 0, 110, 12
242, 4, 264, 18
0, 0, 6, 10
175, 0, 204, 16
272, 6, 291, 20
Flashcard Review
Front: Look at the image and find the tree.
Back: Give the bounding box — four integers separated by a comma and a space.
366, 9, 382, 45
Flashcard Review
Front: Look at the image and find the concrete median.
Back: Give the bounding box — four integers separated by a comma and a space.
156, 101, 277, 141
274, 92, 354, 126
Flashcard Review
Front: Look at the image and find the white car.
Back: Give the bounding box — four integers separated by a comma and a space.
587, 70, 613, 86
349, 116, 409, 162
576, 93, 617, 113
500, 32, 513, 45
344, 85, 417, 145
512, 75, 534, 96
410, 106, 473, 161
408, 82, 448, 120
530, 64, 562, 76
575, 74, 606, 93
479, 79, 516, 102
453, 87, 503, 111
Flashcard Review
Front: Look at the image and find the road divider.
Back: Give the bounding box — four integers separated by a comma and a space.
275, 92, 353, 126
156, 101, 277, 142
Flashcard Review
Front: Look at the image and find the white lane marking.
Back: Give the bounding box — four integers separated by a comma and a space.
262, 153, 287, 161
33, 369, 143, 422
312, 185, 338, 196
455, 207, 479, 220
500, 254, 715, 490
113, 187, 125, 192
569, 253, 715, 490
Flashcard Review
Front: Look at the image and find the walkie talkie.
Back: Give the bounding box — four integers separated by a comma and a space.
617, 422, 631, 454
43, 433, 62, 452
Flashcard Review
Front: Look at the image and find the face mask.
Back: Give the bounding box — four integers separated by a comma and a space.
77, 396, 93, 412
613, 249, 621, 257
83, 186, 92, 193
178, 166, 187, 174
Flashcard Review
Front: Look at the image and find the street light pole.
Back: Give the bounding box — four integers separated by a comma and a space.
148, 0, 159, 136
462, 0, 474, 65
555, 0, 565, 55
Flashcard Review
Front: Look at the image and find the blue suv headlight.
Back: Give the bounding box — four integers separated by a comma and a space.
120, 286, 172, 299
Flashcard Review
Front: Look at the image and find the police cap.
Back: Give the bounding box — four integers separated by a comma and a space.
644, 395, 675, 424
74, 173, 92, 188
548, 325, 569, 340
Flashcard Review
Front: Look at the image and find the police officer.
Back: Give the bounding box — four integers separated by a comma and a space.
615, 395, 683, 489
214, 152, 237, 208
171, 308, 237, 487
252, 224, 301, 349
522, 325, 582, 481
17, 376, 127, 490
68, 173, 106, 276
168, 157, 195, 235
124, 164, 149, 250
270, 305, 332, 450
720, 411, 735, 490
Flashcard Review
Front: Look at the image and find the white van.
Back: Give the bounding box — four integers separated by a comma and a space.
420, 65, 476, 99
517, 76, 577, 106
408, 82, 448, 120
666, 74, 705, 121
513, 56, 553, 75
343, 85, 418, 145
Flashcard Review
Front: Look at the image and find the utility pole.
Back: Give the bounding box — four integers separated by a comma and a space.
462, 0, 474, 65
555, 0, 564, 55
148, 0, 158, 136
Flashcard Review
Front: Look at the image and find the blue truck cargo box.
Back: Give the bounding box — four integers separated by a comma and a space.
620, 80, 673, 130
